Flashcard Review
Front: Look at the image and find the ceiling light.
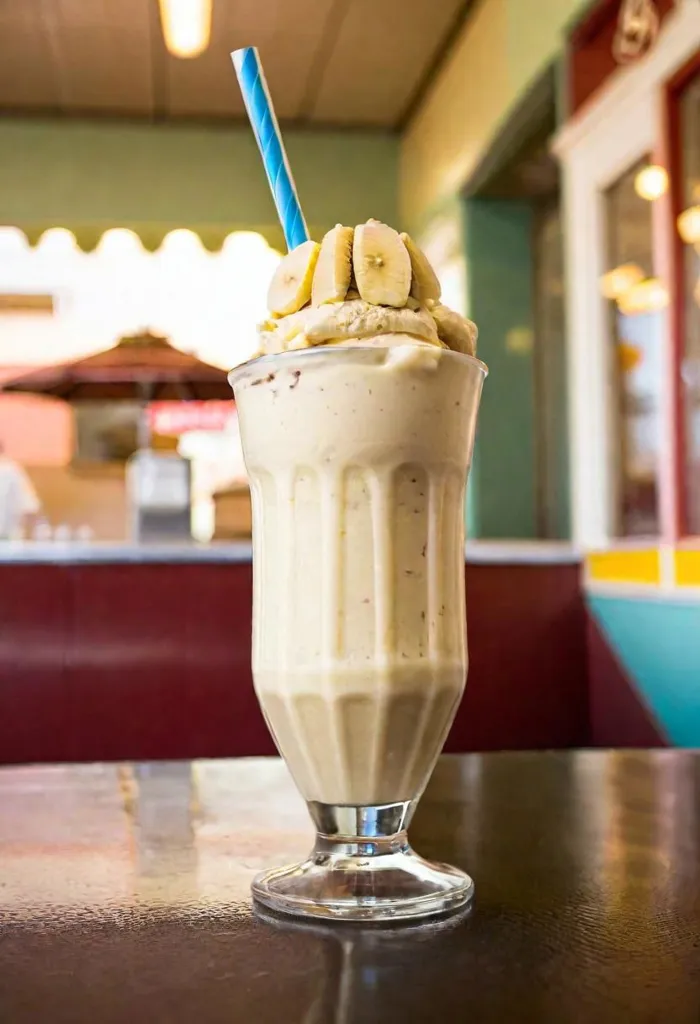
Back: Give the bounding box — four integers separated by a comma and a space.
158, 0, 212, 59
634, 164, 668, 201
678, 206, 700, 244
599, 263, 644, 300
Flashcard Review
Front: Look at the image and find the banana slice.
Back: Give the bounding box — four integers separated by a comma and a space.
311, 225, 354, 306
267, 240, 321, 316
400, 233, 441, 303
353, 220, 411, 307
431, 304, 478, 356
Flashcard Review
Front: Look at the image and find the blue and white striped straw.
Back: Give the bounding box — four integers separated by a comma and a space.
231, 47, 309, 252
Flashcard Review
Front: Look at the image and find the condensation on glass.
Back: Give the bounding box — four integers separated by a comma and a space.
604, 157, 663, 538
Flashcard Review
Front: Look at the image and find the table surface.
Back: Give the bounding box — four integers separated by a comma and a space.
1, 751, 699, 1022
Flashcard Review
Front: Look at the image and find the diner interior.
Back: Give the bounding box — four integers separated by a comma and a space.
2, 0, 700, 1019
0, 0, 698, 763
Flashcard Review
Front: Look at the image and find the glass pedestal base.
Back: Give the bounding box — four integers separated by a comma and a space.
252, 801, 474, 923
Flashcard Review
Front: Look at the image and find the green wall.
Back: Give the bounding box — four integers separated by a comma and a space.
505, 0, 591, 106
0, 119, 399, 250
466, 198, 537, 539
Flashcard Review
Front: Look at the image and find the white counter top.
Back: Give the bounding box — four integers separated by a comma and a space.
0, 539, 580, 566
0, 541, 254, 564
465, 541, 580, 565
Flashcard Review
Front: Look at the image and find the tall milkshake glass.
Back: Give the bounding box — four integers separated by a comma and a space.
229, 342, 486, 921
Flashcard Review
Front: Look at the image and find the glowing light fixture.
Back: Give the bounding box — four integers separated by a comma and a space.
678, 206, 700, 244
599, 263, 644, 300
617, 277, 669, 316
158, 0, 212, 59
617, 342, 643, 373
634, 164, 668, 201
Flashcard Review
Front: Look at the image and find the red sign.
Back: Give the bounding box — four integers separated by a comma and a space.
148, 401, 234, 436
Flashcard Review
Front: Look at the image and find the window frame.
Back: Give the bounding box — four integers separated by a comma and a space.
554, 1, 700, 550
665, 46, 700, 539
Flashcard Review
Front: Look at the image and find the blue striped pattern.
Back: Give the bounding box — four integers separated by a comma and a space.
231, 47, 309, 251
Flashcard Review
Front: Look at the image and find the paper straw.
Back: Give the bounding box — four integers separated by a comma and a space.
231, 47, 309, 251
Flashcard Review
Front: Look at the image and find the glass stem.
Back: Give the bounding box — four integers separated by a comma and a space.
307, 800, 415, 850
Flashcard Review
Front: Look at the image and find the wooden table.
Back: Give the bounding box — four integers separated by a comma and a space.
1, 751, 699, 1022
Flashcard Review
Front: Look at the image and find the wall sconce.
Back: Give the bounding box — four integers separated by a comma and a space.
634, 165, 668, 201
617, 277, 669, 316
678, 206, 700, 245
600, 263, 644, 300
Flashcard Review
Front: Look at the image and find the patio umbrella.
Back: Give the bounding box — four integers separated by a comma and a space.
1, 330, 233, 446
1, 330, 232, 402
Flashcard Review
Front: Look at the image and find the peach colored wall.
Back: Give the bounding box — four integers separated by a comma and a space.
0, 366, 124, 535
0, 367, 72, 466
27, 464, 127, 540
0, 361, 123, 533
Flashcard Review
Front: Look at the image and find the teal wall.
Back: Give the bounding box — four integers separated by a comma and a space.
534, 202, 570, 540
589, 595, 700, 745
0, 119, 399, 251
465, 198, 536, 538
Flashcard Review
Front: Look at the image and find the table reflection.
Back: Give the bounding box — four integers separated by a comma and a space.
254, 905, 473, 1024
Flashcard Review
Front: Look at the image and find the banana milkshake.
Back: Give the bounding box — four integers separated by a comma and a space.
230, 221, 485, 813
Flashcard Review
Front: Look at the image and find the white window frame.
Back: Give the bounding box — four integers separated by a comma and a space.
553, 0, 700, 549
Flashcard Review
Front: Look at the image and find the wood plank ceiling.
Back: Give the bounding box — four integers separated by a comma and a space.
0, 0, 473, 129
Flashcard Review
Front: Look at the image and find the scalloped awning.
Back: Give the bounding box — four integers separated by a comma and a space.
1, 330, 231, 401
6, 223, 293, 254
0, 225, 282, 371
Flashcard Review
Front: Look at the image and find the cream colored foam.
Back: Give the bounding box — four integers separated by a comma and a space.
257, 299, 442, 354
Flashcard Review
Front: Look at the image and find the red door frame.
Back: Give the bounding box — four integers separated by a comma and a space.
663, 47, 700, 539
568, 0, 676, 117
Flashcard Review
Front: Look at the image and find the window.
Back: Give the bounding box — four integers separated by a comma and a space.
603, 157, 665, 537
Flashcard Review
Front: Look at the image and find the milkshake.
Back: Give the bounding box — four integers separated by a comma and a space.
229, 220, 486, 920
